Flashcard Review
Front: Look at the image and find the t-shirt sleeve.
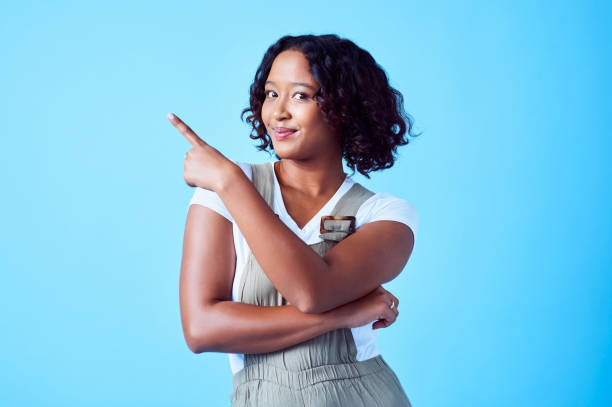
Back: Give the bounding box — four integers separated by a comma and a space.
357, 192, 419, 239
188, 160, 252, 223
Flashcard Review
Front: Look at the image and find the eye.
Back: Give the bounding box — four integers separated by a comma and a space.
264, 90, 309, 100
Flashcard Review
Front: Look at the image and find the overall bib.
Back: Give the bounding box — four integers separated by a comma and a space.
230, 162, 412, 407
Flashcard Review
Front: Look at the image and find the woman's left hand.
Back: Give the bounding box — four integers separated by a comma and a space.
168, 112, 236, 191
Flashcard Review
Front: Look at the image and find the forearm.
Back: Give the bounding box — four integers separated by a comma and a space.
189, 300, 342, 354
216, 167, 329, 310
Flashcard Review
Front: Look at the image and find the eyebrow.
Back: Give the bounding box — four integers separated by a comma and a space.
265, 80, 318, 91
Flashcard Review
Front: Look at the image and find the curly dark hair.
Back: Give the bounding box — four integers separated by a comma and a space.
240, 33, 420, 178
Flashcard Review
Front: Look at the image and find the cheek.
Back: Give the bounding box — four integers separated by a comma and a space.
260, 106, 271, 130
304, 111, 325, 129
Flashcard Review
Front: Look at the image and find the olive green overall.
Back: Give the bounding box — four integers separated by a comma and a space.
230, 162, 412, 407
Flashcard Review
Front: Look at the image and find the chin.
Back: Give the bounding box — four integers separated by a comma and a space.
270, 145, 299, 161
271, 147, 291, 160
270, 141, 289, 156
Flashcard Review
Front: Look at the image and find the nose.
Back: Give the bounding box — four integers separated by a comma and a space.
273, 94, 291, 120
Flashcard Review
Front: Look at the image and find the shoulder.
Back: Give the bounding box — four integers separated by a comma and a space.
356, 191, 419, 239
233, 160, 253, 181
189, 160, 253, 222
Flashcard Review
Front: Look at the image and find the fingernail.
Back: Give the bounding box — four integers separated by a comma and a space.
168, 113, 175, 120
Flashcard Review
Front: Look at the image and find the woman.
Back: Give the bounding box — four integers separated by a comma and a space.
171, 34, 420, 406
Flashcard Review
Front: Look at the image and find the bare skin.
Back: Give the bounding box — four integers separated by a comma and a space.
180, 205, 400, 354
172, 49, 413, 353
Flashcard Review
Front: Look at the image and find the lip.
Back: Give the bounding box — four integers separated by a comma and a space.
273, 128, 297, 141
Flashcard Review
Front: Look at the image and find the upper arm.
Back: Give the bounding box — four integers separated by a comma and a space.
311, 220, 415, 313
179, 204, 236, 350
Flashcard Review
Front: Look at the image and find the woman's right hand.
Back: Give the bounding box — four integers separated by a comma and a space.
328, 286, 400, 330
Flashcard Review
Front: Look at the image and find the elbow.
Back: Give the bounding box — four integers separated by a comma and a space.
292, 283, 335, 314
300, 302, 330, 314
289, 286, 315, 314
186, 330, 219, 354
294, 292, 325, 314
185, 339, 201, 354
184, 321, 217, 354
184, 328, 205, 354
296, 301, 317, 314
182, 303, 225, 353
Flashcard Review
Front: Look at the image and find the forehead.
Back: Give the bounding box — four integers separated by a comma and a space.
266, 50, 318, 86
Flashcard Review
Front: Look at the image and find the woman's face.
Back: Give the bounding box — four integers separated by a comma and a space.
261, 49, 341, 160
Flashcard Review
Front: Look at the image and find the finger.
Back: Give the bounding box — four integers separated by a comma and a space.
386, 307, 397, 324
167, 113, 206, 147
391, 295, 399, 314
373, 308, 396, 330
392, 295, 399, 308
372, 319, 385, 330
384, 289, 398, 306
383, 307, 397, 325
385, 293, 399, 314
183, 173, 196, 188
184, 148, 196, 160
372, 318, 392, 330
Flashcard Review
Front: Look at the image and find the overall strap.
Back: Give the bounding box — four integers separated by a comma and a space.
330, 183, 375, 216
319, 183, 376, 242
249, 162, 275, 208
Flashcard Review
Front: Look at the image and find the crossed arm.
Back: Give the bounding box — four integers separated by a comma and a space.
180, 177, 414, 354
213, 165, 415, 314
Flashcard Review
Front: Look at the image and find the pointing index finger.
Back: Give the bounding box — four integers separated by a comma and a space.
167, 113, 206, 147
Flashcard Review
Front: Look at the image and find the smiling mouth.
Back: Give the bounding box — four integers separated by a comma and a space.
273, 129, 297, 140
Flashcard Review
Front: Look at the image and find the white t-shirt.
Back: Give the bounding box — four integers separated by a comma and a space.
188, 160, 419, 375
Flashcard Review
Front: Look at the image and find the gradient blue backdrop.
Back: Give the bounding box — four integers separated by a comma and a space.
1, 1, 610, 405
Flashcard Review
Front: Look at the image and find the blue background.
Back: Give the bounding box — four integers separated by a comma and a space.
1, 0, 610, 405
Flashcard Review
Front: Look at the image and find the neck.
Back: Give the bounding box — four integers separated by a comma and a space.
274, 157, 346, 198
